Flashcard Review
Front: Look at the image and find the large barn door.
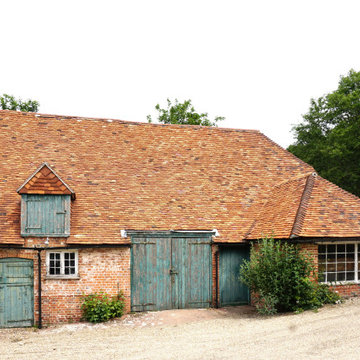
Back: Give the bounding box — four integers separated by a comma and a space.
0, 258, 34, 328
131, 233, 212, 311
171, 237, 212, 309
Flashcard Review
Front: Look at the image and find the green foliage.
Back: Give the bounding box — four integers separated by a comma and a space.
147, 98, 225, 126
81, 291, 125, 323
314, 283, 342, 305
0, 93, 39, 112
288, 69, 360, 197
240, 238, 341, 314
253, 292, 278, 315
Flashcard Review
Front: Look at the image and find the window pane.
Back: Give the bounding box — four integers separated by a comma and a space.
346, 244, 355, 253
328, 245, 336, 253
327, 263, 336, 272
337, 272, 345, 281
318, 245, 326, 254
337, 263, 345, 271
327, 253, 336, 262
318, 254, 326, 262
327, 273, 336, 282
318, 263, 326, 272
337, 254, 346, 262
318, 272, 325, 282
347, 272, 355, 281
337, 244, 345, 253
346, 262, 354, 271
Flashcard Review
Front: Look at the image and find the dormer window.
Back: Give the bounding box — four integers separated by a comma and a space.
17, 163, 75, 237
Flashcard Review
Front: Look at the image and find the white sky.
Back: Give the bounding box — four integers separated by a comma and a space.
1, 0, 359, 148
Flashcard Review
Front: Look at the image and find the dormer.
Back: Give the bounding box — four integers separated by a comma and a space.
17, 163, 75, 237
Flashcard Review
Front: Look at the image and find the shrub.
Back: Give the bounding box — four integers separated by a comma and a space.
81, 291, 125, 323
240, 238, 341, 314
314, 283, 342, 305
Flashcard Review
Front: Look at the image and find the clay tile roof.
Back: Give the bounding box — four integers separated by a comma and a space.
247, 173, 360, 240
1, 109, 360, 245
246, 173, 312, 239
298, 175, 360, 238
17, 162, 75, 200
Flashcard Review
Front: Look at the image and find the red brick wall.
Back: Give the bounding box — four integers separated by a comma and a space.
0, 246, 131, 325
329, 284, 360, 297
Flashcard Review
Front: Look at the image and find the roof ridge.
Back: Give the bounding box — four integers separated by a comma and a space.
290, 173, 317, 238
0, 109, 260, 134
273, 171, 315, 188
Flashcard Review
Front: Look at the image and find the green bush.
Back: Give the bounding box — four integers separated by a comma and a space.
81, 291, 125, 323
314, 283, 342, 305
240, 238, 341, 314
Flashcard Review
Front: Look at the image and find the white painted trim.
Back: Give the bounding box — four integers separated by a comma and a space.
317, 242, 359, 284
46, 250, 79, 278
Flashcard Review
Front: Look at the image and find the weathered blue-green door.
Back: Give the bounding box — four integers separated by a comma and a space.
131, 233, 212, 311
0, 258, 34, 328
219, 246, 250, 306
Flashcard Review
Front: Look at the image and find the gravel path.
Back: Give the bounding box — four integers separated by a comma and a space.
1, 299, 360, 360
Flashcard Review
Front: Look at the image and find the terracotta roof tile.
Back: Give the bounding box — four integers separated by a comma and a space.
247, 173, 360, 240
0, 110, 359, 244
298, 176, 360, 237
17, 162, 75, 198
247, 174, 310, 239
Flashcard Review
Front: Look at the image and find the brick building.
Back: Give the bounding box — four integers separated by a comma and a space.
1, 110, 360, 327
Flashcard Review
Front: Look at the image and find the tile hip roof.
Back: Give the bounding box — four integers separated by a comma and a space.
247, 173, 360, 239
0, 109, 359, 245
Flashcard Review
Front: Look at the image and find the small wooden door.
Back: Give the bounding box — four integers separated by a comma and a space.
0, 258, 34, 328
131, 234, 212, 311
219, 246, 250, 306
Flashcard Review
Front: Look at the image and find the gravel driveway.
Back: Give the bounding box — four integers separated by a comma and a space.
1, 298, 360, 360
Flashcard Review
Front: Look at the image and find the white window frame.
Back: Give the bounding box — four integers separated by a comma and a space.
46, 250, 79, 279
317, 242, 359, 284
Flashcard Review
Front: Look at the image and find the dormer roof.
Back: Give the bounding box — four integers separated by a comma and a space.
17, 162, 75, 200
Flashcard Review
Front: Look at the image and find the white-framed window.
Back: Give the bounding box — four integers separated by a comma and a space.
318, 243, 360, 283
46, 250, 78, 278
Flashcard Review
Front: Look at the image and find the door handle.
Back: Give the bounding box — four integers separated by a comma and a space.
169, 268, 178, 275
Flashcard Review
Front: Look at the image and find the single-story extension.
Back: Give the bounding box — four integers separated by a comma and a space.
1, 110, 360, 327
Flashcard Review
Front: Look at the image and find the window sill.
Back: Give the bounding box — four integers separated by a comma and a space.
320, 281, 360, 286
46, 275, 80, 280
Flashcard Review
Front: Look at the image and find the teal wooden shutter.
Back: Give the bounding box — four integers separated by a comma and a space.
24, 196, 43, 235
21, 195, 70, 237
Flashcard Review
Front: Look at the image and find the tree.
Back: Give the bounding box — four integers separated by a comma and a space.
147, 98, 225, 126
0, 93, 39, 112
288, 70, 360, 197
